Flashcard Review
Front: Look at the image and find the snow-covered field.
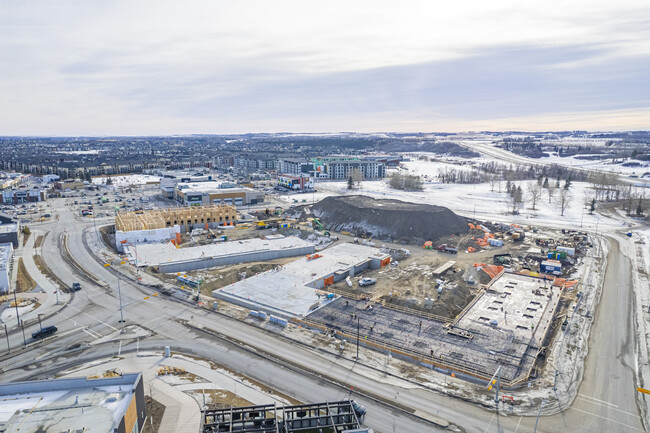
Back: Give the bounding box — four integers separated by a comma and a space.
285, 176, 620, 233
539, 152, 650, 178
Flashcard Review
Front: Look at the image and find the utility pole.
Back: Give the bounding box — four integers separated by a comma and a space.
117, 277, 125, 334
4, 323, 10, 353
37, 314, 43, 331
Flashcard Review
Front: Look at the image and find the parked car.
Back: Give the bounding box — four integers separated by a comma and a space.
358, 278, 377, 287
32, 325, 57, 339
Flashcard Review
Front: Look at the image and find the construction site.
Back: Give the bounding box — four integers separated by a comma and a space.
108, 198, 589, 386
114, 205, 237, 251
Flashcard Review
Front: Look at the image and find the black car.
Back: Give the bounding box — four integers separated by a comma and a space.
32, 325, 57, 339
72, 282, 81, 291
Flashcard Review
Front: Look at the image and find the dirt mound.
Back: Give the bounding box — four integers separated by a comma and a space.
312, 195, 468, 243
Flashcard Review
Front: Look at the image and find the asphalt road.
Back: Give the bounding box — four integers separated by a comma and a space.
1, 197, 646, 433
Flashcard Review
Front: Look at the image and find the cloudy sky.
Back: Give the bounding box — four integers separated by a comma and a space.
1, 0, 649, 135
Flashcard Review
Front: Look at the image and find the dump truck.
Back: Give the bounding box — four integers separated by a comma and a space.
437, 244, 458, 254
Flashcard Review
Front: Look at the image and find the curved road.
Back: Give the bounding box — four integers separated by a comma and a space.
1, 197, 646, 433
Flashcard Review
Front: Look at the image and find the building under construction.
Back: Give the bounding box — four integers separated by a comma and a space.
115, 205, 237, 233
114, 205, 237, 252
306, 272, 565, 385
202, 400, 370, 433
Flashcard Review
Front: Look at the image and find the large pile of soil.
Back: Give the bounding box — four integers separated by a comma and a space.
312, 195, 468, 243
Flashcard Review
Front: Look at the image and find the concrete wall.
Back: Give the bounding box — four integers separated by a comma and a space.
0, 230, 18, 248
115, 225, 181, 253
0, 373, 142, 395
158, 244, 315, 273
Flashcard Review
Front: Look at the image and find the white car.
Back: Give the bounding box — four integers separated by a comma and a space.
358, 278, 377, 287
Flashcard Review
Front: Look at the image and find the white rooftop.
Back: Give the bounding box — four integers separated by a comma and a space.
125, 235, 312, 267
214, 243, 389, 317
456, 272, 561, 346
0, 374, 141, 433
177, 181, 253, 194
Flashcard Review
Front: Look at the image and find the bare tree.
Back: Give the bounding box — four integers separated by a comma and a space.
351, 168, 364, 187
527, 183, 542, 210
488, 174, 498, 192
558, 188, 572, 216
547, 184, 557, 203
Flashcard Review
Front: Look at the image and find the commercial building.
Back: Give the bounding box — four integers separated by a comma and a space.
0, 373, 145, 433
0, 186, 45, 204
277, 175, 314, 191
213, 243, 391, 318
175, 181, 264, 207
54, 179, 85, 191
125, 235, 314, 273
0, 242, 13, 294
0, 217, 19, 248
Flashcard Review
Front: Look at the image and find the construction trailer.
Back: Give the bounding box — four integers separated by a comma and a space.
540, 259, 562, 275
202, 400, 368, 433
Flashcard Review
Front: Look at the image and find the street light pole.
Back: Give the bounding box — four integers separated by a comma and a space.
20, 319, 26, 347
117, 277, 125, 334
4, 323, 10, 353
12, 285, 20, 327
356, 316, 360, 361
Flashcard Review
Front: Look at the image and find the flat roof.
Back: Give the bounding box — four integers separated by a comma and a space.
0, 223, 17, 234
214, 243, 389, 317
125, 236, 312, 267
0, 374, 141, 433
176, 182, 255, 195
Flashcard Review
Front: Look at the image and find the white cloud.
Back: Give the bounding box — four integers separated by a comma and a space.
0, 0, 649, 134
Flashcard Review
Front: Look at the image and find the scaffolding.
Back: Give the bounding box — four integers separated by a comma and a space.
115, 205, 237, 232
202, 400, 365, 433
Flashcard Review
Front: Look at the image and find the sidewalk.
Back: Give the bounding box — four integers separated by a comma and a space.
1, 229, 70, 330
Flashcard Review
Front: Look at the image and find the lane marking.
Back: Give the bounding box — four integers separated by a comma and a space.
82, 328, 100, 339
513, 416, 522, 433
577, 395, 640, 417
66, 304, 119, 332
578, 393, 619, 407
483, 413, 495, 433
569, 407, 645, 432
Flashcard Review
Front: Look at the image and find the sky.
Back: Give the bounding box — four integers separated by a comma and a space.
1, 0, 649, 135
